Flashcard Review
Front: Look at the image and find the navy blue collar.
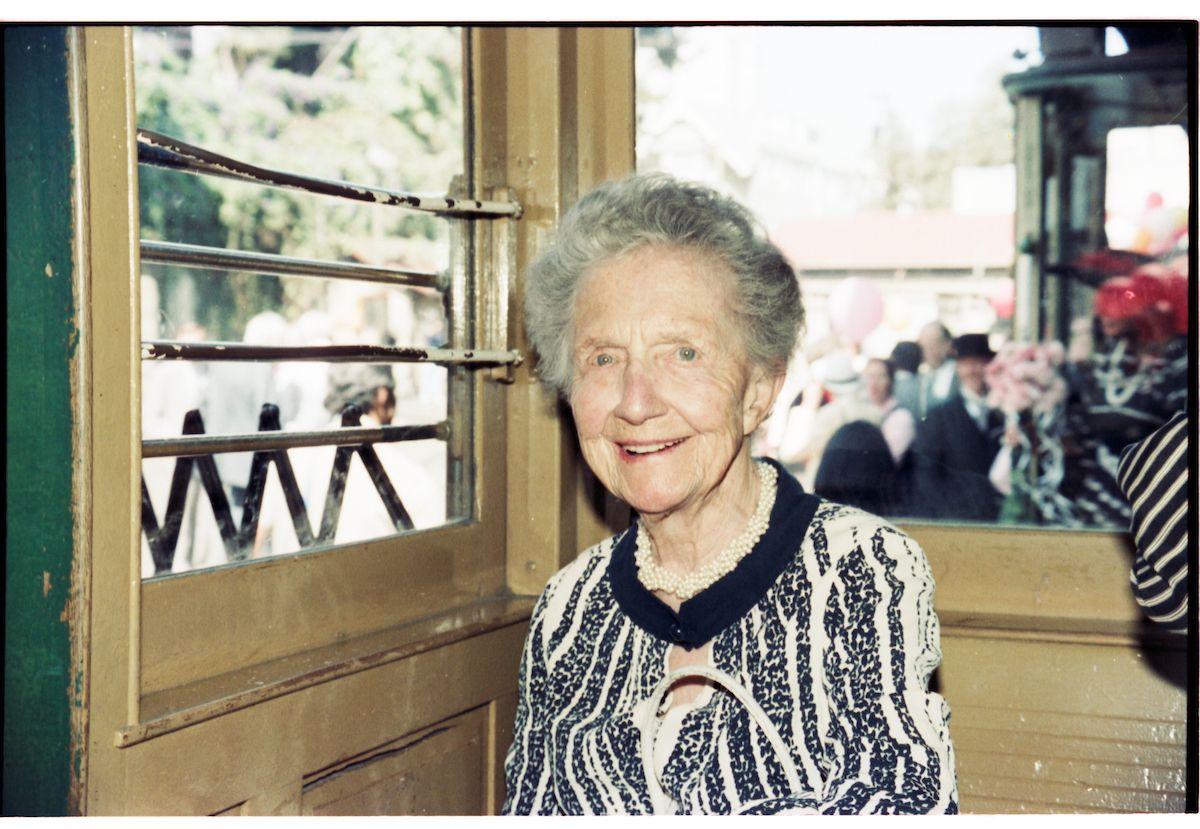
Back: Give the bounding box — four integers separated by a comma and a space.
607, 457, 821, 650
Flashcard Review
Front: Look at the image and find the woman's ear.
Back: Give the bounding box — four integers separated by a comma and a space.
742, 367, 787, 435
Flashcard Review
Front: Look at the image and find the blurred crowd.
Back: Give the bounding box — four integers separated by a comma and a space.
140, 283, 451, 576
141, 251, 1189, 576
758, 263, 1189, 528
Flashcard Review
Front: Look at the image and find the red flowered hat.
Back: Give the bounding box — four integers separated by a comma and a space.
1131, 265, 1189, 335
1161, 274, 1189, 334
1094, 277, 1152, 320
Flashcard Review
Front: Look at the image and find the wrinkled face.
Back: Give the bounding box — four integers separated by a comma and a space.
862, 360, 892, 405
568, 245, 781, 518
956, 355, 988, 397
918, 324, 952, 368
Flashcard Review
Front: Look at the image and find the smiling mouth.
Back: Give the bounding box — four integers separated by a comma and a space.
618, 437, 687, 459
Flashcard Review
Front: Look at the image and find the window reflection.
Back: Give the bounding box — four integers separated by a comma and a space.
637, 24, 1190, 530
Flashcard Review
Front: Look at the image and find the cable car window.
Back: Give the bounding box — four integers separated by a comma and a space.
636, 24, 1190, 532
134, 26, 487, 577
1104, 126, 1189, 256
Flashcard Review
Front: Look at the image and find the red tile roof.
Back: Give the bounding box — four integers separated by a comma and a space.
770, 211, 1015, 271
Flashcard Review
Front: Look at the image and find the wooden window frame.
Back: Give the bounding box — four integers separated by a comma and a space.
80, 25, 637, 814
83, 23, 1157, 727
84, 22, 512, 736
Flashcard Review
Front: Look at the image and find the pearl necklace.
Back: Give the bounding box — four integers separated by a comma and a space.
635, 461, 778, 601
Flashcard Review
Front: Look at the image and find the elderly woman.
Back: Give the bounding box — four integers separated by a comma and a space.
503, 174, 956, 815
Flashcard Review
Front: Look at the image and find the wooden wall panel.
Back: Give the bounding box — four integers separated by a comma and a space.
100, 621, 526, 815
911, 523, 1189, 815
301, 707, 489, 816
487, 692, 519, 813
929, 589, 1186, 813
939, 635, 1186, 721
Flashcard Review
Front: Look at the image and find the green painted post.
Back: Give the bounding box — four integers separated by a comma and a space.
4, 25, 80, 816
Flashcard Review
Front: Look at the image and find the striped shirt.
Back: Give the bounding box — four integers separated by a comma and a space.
502, 462, 957, 814
1117, 411, 1189, 633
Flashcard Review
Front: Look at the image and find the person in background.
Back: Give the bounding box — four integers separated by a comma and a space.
139, 278, 207, 575
323, 363, 397, 428
200, 311, 286, 527
1062, 274, 1188, 528
780, 351, 874, 489
813, 420, 899, 517
277, 309, 335, 431
318, 364, 442, 539
752, 346, 812, 462
862, 357, 917, 465
1066, 316, 1095, 366
1116, 411, 1188, 633
889, 340, 922, 416
916, 321, 957, 419
257, 363, 444, 558
911, 334, 1004, 522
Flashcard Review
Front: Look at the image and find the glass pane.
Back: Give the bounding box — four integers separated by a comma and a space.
1104, 126, 1188, 255
637, 25, 1190, 531
134, 26, 466, 578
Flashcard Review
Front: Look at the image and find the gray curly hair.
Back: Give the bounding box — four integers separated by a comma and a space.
523, 173, 805, 397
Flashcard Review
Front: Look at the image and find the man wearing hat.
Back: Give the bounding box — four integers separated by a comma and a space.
910, 333, 1005, 522
916, 321, 958, 419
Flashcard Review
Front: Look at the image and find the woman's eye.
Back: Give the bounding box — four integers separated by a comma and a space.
595, 353, 614, 367
677, 346, 698, 362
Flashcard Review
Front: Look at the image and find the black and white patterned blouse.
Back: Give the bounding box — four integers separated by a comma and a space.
1117, 411, 1189, 633
502, 458, 957, 815
1065, 336, 1189, 527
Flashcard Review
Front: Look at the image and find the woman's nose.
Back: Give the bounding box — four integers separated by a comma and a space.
612, 363, 666, 424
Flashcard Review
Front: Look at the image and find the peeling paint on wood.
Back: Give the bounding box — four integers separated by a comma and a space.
138, 340, 521, 366
136, 128, 521, 219
4, 25, 78, 817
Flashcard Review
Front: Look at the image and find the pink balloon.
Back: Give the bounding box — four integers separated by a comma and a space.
828, 277, 883, 343
988, 280, 1015, 319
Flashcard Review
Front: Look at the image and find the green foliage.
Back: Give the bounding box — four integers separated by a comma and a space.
637, 27, 683, 69
133, 26, 464, 339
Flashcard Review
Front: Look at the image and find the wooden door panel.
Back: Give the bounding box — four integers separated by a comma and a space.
68, 25, 633, 818
102, 620, 526, 815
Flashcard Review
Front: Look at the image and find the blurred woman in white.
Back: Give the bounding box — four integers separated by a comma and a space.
862, 357, 917, 465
